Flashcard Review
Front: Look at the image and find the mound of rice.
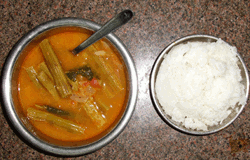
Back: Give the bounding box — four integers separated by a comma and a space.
155, 39, 246, 131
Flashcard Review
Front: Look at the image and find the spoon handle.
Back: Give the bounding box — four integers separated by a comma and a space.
72, 10, 133, 55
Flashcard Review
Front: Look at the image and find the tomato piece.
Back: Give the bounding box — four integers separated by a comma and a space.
81, 81, 90, 87
90, 78, 101, 88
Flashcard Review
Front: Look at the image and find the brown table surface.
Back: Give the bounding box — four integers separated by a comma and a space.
1, 0, 249, 159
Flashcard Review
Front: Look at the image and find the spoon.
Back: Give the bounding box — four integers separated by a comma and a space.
72, 10, 133, 55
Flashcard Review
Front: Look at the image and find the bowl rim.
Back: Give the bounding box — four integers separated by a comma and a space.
150, 34, 250, 135
1, 17, 138, 156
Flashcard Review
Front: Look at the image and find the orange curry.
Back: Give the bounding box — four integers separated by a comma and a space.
17, 27, 127, 145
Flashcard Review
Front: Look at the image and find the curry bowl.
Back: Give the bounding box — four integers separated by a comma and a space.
1, 18, 137, 156
150, 35, 249, 135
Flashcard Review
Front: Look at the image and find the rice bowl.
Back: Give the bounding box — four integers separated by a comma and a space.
150, 35, 249, 135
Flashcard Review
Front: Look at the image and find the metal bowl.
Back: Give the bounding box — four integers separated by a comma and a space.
150, 35, 249, 135
1, 18, 137, 156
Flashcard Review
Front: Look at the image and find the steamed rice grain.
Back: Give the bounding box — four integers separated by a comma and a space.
155, 39, 246, 131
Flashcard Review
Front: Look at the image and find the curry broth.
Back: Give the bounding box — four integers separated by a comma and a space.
17, 27, 127, 145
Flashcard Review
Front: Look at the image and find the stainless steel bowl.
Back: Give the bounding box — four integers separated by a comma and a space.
150, 35, 249, 135
1, 18, 137, 156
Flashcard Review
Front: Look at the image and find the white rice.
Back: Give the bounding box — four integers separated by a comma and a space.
155, 39, 246, 131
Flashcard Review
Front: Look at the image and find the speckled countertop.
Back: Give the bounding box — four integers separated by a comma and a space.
0, 0, 250, 159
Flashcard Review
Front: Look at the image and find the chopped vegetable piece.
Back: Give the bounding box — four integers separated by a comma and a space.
79, 84, 96, 98
25, 66, 42, 88
66, 77, 78, 91
86, 45, 123, 94
90, 78, 101, 88
39, 39, 72, 98
94, 50, 106, 56
70, 94, 89, 103
94, 97, 110, 111
80, 81, 90, 87
39, 62, 54, 81
78, 66, 94, 80
70, 84, 96, 103
93, 54, 123, 90
66, 70, 78, 82
82, 98, 106, 128
101, 81, 115, 98
66, 65, 94, 82
35, 104, 70, 116
92, 40, 105, 51
27, 107, 85, 134
99, 40, 124, 69
37, 71, 60, 100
